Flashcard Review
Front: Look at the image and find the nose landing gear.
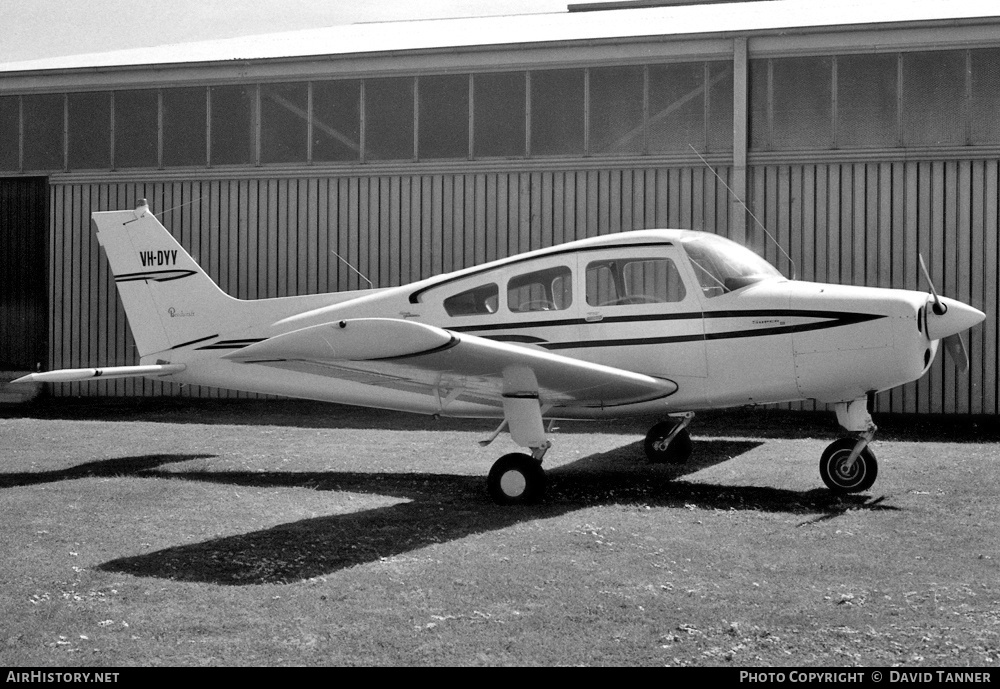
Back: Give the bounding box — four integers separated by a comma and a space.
820, 397, 879, 494
819, 437, 878, 493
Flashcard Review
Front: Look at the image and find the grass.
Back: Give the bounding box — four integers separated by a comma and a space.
0, 398, 998, 666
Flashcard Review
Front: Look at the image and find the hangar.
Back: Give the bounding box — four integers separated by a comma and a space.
0, 0, 997, 415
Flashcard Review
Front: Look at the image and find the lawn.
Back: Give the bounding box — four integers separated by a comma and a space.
0, 399, 998, 666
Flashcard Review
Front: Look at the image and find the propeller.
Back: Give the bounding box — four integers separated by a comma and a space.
918, 255, 983, 373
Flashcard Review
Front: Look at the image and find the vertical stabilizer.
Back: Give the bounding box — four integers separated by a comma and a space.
92, 200, 239, 357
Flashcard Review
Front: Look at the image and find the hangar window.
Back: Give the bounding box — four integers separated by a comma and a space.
0, 97, 19, 171
210, 85, 255, 166
473, 72, 525, 158
261, 82, 308, 164
903, 51, 966, 146
972, 49, 1000, 144
162, 87, 207, 167
749, 59, 770, 151
366, 77, 414, 161
114, 90, 158, 168
312, 80, 361, 162
837, 54, 898, 149
590, 66, 644, 154
444, 283, 499, 317
751, 57, 834, 151
419, 75, 469, 159
649, 62, 705, 152
508, 265, 573, 312
530, 69, 585, 156
772, 57, 832, 150
68, 92, 110, 170
586, 258, 686, 306
707, 61, 734, 152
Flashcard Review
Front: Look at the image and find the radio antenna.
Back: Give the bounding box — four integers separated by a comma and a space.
331, 250, 374, 289
689, 145, 797, 280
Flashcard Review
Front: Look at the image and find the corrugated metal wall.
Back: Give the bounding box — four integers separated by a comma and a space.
46, 160, 999, 415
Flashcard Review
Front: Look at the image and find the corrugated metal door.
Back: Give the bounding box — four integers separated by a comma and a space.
0, 177, 48, 371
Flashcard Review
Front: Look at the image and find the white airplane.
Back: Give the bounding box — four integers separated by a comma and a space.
16, 200, 985, 505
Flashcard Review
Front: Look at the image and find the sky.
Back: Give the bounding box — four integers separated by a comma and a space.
0, 0, 572, 63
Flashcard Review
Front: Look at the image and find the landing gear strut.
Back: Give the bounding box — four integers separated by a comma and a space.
483, 380, 552, 505
820, 397, 879, 494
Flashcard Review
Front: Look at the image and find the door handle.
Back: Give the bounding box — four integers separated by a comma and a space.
585, 312, 604, 323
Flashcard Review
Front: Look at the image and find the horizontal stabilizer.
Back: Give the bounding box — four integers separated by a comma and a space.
12, 364, 186, 384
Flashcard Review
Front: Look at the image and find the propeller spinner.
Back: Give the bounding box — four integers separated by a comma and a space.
918, 255, 985, 372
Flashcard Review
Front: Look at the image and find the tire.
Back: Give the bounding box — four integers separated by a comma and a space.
819, 438, 878, 494
643, 423, 693, 465
486, 453, 546, 505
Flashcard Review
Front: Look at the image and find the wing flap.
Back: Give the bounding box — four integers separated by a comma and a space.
225, 318, 676, 408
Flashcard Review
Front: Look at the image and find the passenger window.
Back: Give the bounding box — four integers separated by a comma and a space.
507, 265, 573, 312
586, 258, 686, 306
444, 283, 498, 316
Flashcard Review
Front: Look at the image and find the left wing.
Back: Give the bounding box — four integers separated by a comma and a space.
223, 318, 676, 410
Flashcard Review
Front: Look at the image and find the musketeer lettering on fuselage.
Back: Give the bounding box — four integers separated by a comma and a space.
139, 250, 178, 267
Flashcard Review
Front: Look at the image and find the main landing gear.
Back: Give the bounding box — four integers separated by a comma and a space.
482, 389, 552, 505
643, 412, 695, 464
819, 397, 879, 494
486, 448, 548, 505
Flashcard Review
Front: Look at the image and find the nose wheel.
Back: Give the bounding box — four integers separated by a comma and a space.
819, 437, 878, 494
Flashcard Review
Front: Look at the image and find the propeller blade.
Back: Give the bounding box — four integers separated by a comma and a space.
918, 254, 946, 315
943, 333, 970, 374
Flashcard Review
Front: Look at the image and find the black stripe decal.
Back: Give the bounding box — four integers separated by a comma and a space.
171, 334, 219, 350
196, 338, 268, 351
460, 310, 886, 350
450, 311, 702, 333
366, 335, 462, 361
115, 269, 197, 283
451, 309, 884, 334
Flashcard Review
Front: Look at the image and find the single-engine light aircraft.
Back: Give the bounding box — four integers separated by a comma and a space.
16, 201, 985, 504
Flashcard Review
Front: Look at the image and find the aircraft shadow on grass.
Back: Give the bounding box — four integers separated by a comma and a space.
2, 438, 884, 586
0, 440, 897, 585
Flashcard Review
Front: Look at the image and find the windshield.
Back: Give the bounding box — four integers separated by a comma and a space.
680, 233, 783, 297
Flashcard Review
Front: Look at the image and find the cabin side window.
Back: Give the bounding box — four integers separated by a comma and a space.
586, 258, 686, 306
443, 283, 499, 316
507, 265, 573, 312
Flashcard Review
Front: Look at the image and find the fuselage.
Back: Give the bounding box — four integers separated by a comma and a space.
155, 229, 968, 419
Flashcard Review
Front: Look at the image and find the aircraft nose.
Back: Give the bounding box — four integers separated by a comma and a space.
927, 297, 986, 341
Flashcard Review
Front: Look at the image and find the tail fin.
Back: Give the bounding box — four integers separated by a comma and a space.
93, 200, 239, 357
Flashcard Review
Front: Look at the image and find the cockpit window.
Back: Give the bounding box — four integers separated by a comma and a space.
680, 234, 782, 297
586, 258, 686, 306
507, 265, 573, 312
444, 283, 498, 316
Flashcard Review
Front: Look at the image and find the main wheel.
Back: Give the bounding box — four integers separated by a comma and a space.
819, 438, 878, 494
644, 422, 692, 464
487, 453, 546, 505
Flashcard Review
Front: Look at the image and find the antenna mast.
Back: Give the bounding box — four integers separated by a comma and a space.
689, 145, 797, 280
